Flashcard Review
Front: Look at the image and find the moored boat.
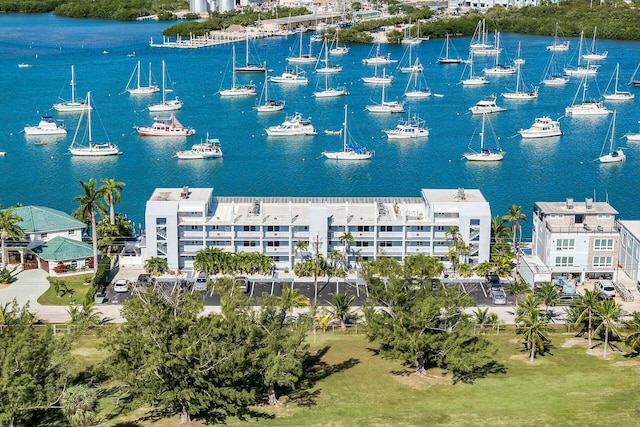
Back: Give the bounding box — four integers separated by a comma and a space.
322, 105, 373, 160
469, 95, 506, 114
519, 117, 563, 138
383, 113, 429, 139
265, 112, 317, 136
135, 114, 195, 137
176, 134, 223, 159
24, 116, 67, 136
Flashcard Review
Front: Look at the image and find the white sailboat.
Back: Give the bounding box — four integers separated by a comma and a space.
438, 34, 464, 64
234, 34, 266, 73
53, 65, 92, 113
125, 61, 159, 95
256, 69, 285, 112
148, 60, 183, 112
322, 105, 373, 160
565, 74, 611, 116
463, 112, 505, 161
546, 22, 570, 52
315, 39, 342, 74
470, 22, 501, 56
329, 28, 349, 55
519, 117, 563, 138
502, 62, 538, 100
286, 32, 317, 64
564, 31, 598, 77
625, 121, 640, 142
598, 111, 625, 163
362, 65, 393, 85
270, 66, 308, 85
603, 64, 634, 101
460, 53, 489, 86
219, 46, 257, 97
362, 43, 397, 65
483, 32, 515, 76
582, 27, 608, 61
514, 42, 525, 65
24, 116, 66, 136
397, 43, 423, 74
313, 69, 348, 98
404, 60, 431, 99
69, 92, 121, 157
541, 52, 569, 86
366, 80, 404, 113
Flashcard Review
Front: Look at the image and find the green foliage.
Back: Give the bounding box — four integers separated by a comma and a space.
92, 255, 111, 289
67, 302, 102, 329
0, 268, 12, 284
53, 0, 189, 21
60, 384, 98, 427
144, 256, 168, 276
386, 28, 403, 44
0, 0, 64, 13
194, 247, 274, 276
0, 301, 70, 427
515, 295, 550, 362
326, 292, 357, 329
52, 278, 74, 298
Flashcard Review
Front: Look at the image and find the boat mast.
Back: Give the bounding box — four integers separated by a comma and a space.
245, 32, 250, 67
148, 62, 153, 89
161, 60, 166, 104
231, 45, 237, 87
87, 92, 92, 146
343, 104, 348, 151
480, 112, 486, 151
445, 34, 450, 59
71, 65, 76, 103
136, 61, 141, 89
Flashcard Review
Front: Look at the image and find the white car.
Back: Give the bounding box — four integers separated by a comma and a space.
595, 280, 616, 299
113, 279, 130, 293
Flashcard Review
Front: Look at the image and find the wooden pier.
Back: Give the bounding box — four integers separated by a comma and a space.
149, 31, 276, 49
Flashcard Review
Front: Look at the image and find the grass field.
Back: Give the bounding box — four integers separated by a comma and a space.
37, 274, 93, 305
71, 329, 640, 427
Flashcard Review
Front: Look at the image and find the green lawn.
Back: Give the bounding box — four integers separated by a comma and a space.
79, 330, 640, 426
37, 274, 93, 305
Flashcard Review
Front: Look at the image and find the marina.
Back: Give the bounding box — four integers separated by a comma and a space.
3, 14, 640, 231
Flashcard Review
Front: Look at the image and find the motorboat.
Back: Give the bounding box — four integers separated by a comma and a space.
599, 111, 625, 163
270, 67, 308, 85
322, 105, 373, 160
383, 113, 429, 139
469, 95, 506, 114
463, 112, 505, 162
176, 134, 223, 159
265, 112, 317, 136
135, 114, 196, 137
24, 116, 67, 136
519, 117, 563, 138
68, 92, 121, 157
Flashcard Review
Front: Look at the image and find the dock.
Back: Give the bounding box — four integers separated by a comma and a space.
149, 31, 275, 49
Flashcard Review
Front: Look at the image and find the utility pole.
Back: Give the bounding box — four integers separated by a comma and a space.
312, 233, 322, 306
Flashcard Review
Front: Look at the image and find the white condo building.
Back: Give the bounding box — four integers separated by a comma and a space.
143, 187, 492, 273
530, 198, 620, 283
617, 220, 640, 284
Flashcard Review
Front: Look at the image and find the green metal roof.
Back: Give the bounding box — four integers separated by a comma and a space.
12, 206, 86, 233
32, 237, 93, 261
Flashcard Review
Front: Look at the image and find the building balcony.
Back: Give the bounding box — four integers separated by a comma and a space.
406, 232, 429, 239
378, 232, 404, 239
207, 231, 232, 238
353, 231, 375, 239
406, 246, 432, 255
545, 223, 618, 234
234, 246, 261, 253
180, 230, 203, 239
377, 246, 404, 255
236, 231, 261, 239
264, 231, 289, 239
264, 246, 292, 255
292, 230, 309, 239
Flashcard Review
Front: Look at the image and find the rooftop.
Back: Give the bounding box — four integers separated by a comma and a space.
32, 236, 93, 261
536, 199, 618, 215
12, 206, 85, 233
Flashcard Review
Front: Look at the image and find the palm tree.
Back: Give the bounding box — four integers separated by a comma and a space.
491, 215, 512, 244
473, 307, 498, 331
593, 298, 623, 358
327, 291, 356, 330
73, 179, 106, 273
100, 178, 125, 226
0, 207, 24, 270
145, 256, 168, 278
294, 240, 308, 262
535, 282, 559, 313
625, 311, 640, 353
502, 205, 527, 247
338, 231, 354, 270
574, 289, 601, 349
516, 304, 550, 363
279, 287, 309, 317
506, 278, 531, 306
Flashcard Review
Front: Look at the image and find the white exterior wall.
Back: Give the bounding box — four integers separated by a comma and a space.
25, 228, 84, 250
618, 220, 640, 283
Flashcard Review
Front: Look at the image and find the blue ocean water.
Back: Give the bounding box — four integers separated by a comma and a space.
1, 13, 639, 233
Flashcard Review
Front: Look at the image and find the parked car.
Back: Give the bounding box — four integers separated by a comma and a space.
234, 276, 250, 293
595, 280, 616, 299
557, 293, 582, 305
194, 273, 208, 291
136, 274, 152, 287
113, 279, 130, 293
492, 290, 507, 305
486, 274, 502, 293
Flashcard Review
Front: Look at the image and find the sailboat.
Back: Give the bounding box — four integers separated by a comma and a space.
603, 64, 634, 101
313, 68, 348, 98
329, 28, 349, 55
470, 21, 500, 56
362, 43, 397, 65
598, 111, 625, 163
125, 61, 159, 95
256, 69, 285, 112
404, 60, 431, 99
148, 60, 183, 112
362, 65, 393, 85
540, 52, 569, 86
68, 92, 121, 157
501, 62, 538, 100
463, 112, 505, 161
514, 42, 525, 65
219, 46, 257, 97
483, 32, 515, 76
565, 74, 611, 116
438, 34, 464, 64
366, 79, 404, 113
234, 33, 266, 73
53, 65, 91, 113
582, 27, 608, 61
322, 105, 373, 160
315, 39, 342, 74
546, 22, 570, 52
629, 62, 640, 87
563, 31, 598, 77
460, 53, 488, 86
397, 43, 423, 74
286, 32, 317, 64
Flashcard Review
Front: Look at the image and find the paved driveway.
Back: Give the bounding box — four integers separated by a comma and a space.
0, 268, 49, 309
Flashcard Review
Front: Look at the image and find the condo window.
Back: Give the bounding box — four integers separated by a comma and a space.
380, 226, 393, 232
357, 226, 371, 232
593, 256, 613, 267
41, 233, 47, 240
379, 241, 392, 247
243, 241, 256, 247
594, 239, 614, 251
156, 218, 166, 225
555, 256, 574, 267
470, 219, 480, 225
267, 241, 280, 247
597, 214, 611, 219
68, 230, 75, 236
267, 226, 280, 232
190, 225, 199, 230
243, 226, 257, 232
556, 239, 575, 251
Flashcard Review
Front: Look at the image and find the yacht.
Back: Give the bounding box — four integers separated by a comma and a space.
176, 134, 223, 159
383, 114, 429, 139
362, 43, 397, 65
265, 112, 317, 136
270, 67, 308, 85
24, 116, 67, 136
135, 115, 196, 137
518, 117, 563, 138
565, 75, 611, 116
469, 95, 506, 114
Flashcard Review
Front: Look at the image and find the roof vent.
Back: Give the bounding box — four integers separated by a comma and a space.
180, 186, 189, 199
566, 198, 574, 209
455, 188, 466, 200
585, 198, 593, 210
251, 200, 261, 215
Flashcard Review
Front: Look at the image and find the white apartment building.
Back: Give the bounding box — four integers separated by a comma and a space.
531, 198, 619, 283
143, 187, 492, 273
617, 220, 640, 284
